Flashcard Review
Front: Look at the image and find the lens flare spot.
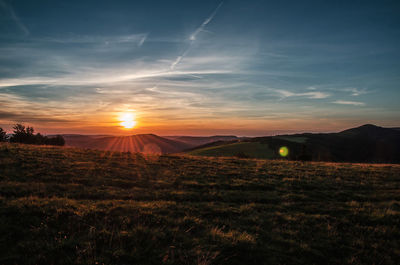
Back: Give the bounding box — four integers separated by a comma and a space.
279, 146, 289, 157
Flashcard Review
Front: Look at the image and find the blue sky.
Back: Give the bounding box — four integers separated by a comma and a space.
0, 0, 399, 135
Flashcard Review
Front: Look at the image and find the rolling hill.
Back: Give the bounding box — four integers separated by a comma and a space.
60, 124, 400, 162
164, 135, 238, 147
189, 141, 273, 159
188, 124, 400, 163
63, 134, 191, 154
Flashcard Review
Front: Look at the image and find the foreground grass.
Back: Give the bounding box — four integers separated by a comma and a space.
0, 143, 400, 265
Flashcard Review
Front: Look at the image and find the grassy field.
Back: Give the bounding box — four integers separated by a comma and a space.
188, 142, 275, 159
1, 143, 400, 265
274, 136, 308, 144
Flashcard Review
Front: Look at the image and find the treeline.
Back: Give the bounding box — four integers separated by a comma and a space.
0, 124, 65, 146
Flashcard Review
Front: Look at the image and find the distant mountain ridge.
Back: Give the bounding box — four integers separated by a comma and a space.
62, 125, 400, 162
165, 135, 238, 147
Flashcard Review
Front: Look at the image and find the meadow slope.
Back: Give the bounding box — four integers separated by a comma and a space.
187, 125, 400, 163
0, 143, 400, 265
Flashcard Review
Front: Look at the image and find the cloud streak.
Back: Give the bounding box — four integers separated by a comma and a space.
332, 100, 365, 106
38, 34, 148, 46
342, 87, 369, 96
0, 68, 232, 88
273, 89, 330, 99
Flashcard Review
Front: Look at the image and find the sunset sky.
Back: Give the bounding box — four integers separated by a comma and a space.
0, 0, 399, 136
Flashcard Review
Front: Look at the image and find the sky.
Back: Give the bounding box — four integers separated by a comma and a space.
0, 0, 399, 136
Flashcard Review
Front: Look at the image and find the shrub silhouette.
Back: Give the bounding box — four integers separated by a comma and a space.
10, 124, 36, 144
0, 127, 8, 142
45, 135, 65, 146
9, 124, 65, 146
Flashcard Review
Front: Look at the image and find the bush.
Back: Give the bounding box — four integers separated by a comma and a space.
45, 135, 65, 146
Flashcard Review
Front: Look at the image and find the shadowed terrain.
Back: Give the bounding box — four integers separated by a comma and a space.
188, 125, 400, 163
165, 136, 239, 147
1, 143, 399, 264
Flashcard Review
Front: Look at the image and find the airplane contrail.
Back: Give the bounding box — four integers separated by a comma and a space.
170, 2, 223, 70
0, 0, 30, 35
190, 1, 223, 41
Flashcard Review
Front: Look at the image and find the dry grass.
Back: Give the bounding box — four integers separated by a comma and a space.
0, 143, 400, 264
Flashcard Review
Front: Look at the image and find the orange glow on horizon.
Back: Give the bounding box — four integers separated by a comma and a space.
8, 115, 379, 137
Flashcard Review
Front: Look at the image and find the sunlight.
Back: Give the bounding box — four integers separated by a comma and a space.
119, 112, 137, 129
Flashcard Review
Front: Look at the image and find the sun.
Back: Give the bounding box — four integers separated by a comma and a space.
119, 112, 137, 129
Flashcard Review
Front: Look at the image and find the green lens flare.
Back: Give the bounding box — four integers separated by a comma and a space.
279, 146, 289, 157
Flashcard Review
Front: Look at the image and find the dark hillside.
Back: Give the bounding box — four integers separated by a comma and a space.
188, 125, 400, 163
305, 125, 400, 163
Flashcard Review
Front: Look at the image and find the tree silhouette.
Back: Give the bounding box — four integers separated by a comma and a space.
10, 124, 35, 144
9, 124, 65, 146
0, 127, 8, 142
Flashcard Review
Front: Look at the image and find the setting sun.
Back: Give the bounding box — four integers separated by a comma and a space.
119, 112, 137, 129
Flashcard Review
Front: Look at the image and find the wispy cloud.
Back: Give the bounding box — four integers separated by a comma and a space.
23, 33, 148, 47
0, 0, 29, 35
0, 110, 72, 123
39, 33, 148, 46
0, 68, 232, 88
341, 87, 369, 96
170, 2, 223, 69
332, 100, 365, 106
273, 89, 330, 99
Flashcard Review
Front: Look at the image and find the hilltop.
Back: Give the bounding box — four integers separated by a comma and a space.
188, 124, 400, 163
63, 133, 191, 154
1, 143, 400, 264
